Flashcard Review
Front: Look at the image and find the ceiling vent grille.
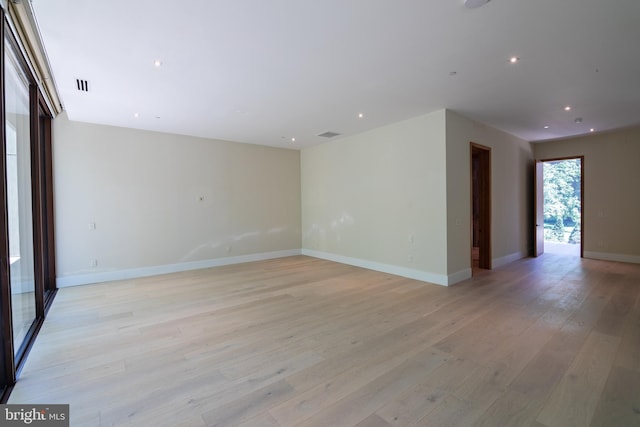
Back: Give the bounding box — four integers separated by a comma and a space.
76, 79, 89, 92
317, 131, 341, 138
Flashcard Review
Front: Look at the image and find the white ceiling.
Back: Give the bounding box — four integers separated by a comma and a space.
31, 0, 640, 149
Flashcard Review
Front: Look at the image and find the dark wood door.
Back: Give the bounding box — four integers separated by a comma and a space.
471, 143, 491, 270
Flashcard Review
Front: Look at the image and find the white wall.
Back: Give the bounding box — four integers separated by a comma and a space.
54, 108, 536, 288
445, 110, 534, 274
301, 110, 450, 284
534, 126, 640, 263
53, 113, 301, 286
300, 109, 534, 286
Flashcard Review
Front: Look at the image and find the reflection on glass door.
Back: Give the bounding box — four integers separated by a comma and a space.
0, 11, 57, 400
4, 39, 36, 357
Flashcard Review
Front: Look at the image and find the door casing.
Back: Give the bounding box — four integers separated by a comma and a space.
471, 143, 491, 271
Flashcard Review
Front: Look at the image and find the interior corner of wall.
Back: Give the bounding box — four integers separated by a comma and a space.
447, 268, 472, 286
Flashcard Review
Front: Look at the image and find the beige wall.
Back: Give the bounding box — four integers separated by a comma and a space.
301, 110, 533, 284
300, 109, 534, 285
301, 110, 450, 284
54, 107, 537, 288
446, 110, 533, 274
534, 126, 640, 263
53, 113, 301, 286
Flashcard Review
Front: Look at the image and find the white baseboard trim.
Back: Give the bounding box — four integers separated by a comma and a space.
447, 268, 472, 285
493, 251, 526, 269
56, 249, 302, 288
301, 249, 463, 286
583, 251, 640, 264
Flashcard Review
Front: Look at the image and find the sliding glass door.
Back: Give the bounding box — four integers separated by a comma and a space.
5, 38, 36, 359
0, 9, 57, 401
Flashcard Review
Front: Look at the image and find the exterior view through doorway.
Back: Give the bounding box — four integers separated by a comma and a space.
534, 157, 583, 257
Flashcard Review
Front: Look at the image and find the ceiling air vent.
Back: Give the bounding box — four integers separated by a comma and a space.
76, 79, 89, 92
317, 131, 341, 138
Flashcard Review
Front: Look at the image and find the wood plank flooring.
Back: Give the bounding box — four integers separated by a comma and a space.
8, 254, 640, 426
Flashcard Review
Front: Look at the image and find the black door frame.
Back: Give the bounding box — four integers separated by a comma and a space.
0, 9, 57, 402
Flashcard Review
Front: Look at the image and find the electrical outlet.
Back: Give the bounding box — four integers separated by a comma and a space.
90, 259, 98, 267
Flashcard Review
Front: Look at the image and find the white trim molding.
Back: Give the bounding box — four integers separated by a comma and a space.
301, 249, 466, 286
56, 249, 302, 287
447, 268, 472, 285
7, 0, 63, 115
583, 251, 640, 265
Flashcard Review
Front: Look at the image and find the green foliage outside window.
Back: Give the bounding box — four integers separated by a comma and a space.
543, 159, 581, 243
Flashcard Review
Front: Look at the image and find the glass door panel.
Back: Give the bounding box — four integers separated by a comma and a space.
4, 38, 36, 357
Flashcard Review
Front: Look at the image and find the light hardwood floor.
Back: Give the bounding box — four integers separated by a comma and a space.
8, 254, 640, 426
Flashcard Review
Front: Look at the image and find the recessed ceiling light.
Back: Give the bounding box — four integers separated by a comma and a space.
543, 125, 550, 129
509, 56, 519, 64
464, 0, 490, 8
291, 137, 296, 143
590, 128, 595, 132
153, 59, 162, 67
564, 106, 572, 111
134, 112, 139, 118
358, 113, 364, 118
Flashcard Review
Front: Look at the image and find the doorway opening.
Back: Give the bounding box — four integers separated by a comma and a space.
543, 158, 583, 256
471, 143, 491, 272
534, 157, 583, 257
